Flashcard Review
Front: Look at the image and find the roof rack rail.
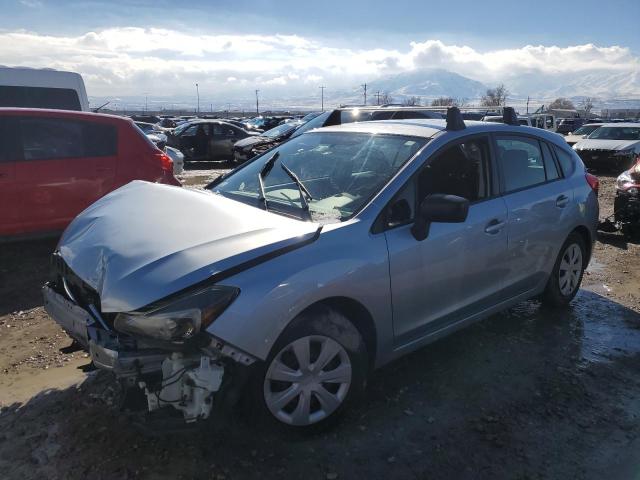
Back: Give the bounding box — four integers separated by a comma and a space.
502, 107, 519, 126
446, 107, 466, 131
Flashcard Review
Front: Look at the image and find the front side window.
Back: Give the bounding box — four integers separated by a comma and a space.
418, 137, 491, 203
211, 132, 426, 223
496, 136, 548, 192
19, 117, 117, 161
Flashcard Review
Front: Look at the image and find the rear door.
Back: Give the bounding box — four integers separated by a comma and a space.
208, 123, 234, 161
0, 117, 20, 235
495, 134, 572, 297
16, 116, 117, 233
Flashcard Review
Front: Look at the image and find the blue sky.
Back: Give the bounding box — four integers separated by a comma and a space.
3, 0, 639, 52
1, 0, 639, 104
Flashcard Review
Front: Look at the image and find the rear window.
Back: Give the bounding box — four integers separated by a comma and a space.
18, 117, 117, 161
0, 86, 81, 110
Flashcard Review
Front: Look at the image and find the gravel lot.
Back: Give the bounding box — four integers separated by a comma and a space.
0, 171, 639, 480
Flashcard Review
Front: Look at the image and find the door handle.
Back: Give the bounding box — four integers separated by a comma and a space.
484, 219, 506, 235
556, 195, 569, 208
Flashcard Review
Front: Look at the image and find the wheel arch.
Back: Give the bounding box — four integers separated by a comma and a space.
571, 225, 592, 265
295, 296, 378, 372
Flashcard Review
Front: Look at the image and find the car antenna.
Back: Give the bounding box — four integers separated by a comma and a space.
446, 107, 466, 131
503, 106, 519, 126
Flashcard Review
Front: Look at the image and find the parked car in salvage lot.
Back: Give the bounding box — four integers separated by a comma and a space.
563, 123, 603, 147
573, 123, 640, 171
43, 108, 598, 430
0, 108, 180, 239
166, 119, 257, 162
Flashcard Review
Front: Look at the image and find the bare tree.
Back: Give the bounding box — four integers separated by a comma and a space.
431, 96, 469, 107
402, 96, 421, 106
579, 97, 594, 117
481, 84, 509, 107
431, 96, 456, 107
548, 97, 575, 110
379, 92, 394, 104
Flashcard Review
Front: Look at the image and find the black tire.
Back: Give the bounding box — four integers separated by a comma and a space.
542, 232, 587, 307
245, 305, 368, 432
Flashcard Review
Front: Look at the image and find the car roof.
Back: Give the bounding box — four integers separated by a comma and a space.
314, 118, 567, 144
0, 107, 131, 123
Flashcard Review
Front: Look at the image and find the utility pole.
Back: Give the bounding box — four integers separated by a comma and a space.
375, 91, 381, 105
195, 83, 200, 114
143, 93, 148, 112
255, 89, 260, 115
526, 96, 530, 114
361, 83, 367, 105
319, 86, 325, 111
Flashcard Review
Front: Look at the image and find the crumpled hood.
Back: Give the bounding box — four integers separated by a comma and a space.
58, 181, 320, 312
574, 139, 640, 152
234, 135, 273, 150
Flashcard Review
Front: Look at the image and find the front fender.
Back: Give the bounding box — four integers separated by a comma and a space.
206, 221, 393, 364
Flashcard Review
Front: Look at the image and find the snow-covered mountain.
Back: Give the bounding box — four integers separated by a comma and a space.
368, 68, 488, 101
504, 69, 640, 100
90, 67, 640, 112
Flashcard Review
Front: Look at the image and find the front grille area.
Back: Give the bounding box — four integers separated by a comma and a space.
577, 149, 633, 170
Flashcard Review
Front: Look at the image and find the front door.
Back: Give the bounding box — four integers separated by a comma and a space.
384, 135, 509, 345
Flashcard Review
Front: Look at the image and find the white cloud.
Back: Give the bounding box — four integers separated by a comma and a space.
0, 27, 637, 98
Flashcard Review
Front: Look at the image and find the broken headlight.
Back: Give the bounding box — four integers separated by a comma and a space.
113, 285, 239, 342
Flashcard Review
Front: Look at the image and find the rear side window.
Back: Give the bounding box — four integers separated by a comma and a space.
0, 119, 22, 162
19, 117, 117, 161
554, 147, 575, 176
496, 136, 546, 192
0, 86, 81, 110
541, 142, 560, 181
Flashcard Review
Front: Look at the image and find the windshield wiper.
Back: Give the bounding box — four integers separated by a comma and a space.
280, 162, 313, 219
257, 151, 279, 210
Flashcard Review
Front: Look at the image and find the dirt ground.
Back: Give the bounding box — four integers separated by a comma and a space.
1, 171, 639, 480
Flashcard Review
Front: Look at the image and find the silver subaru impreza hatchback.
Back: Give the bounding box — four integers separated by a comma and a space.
44, 108, 599, 429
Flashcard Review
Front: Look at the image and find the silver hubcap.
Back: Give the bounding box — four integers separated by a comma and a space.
558, 243, 583, 296
263, 335, 352, 426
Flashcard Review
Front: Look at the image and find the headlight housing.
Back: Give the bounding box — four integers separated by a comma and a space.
617, 170, 634, 191
114, 285, 239, 342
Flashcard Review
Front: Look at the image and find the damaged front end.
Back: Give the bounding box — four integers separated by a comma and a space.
44, 254, 256, 425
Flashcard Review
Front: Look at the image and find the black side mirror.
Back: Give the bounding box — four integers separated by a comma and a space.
411, 194, 469, 241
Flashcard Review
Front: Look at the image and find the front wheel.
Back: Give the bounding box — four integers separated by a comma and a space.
542, 233, 587, 307
247, 306, 368, 431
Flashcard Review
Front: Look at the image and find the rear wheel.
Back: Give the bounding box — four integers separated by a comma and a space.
542, 233, 587, 307
248, 306, 368, 431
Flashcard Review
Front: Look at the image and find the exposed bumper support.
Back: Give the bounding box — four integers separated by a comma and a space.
43, 285, 255, 424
